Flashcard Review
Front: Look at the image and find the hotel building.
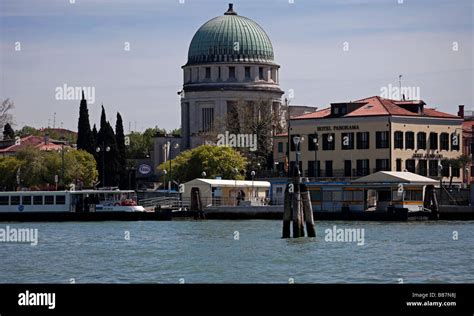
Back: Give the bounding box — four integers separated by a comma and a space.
276, 96, 464, 184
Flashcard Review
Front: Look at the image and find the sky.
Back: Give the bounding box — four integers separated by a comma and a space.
0, 0, 472, 132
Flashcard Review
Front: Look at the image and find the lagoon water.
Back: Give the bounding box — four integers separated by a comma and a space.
0, 220, 473, 283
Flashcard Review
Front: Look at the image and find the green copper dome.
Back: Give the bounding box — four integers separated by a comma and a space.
186, 4, 275, 65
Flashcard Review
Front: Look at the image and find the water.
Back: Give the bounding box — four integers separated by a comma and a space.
0, 220, 473, 283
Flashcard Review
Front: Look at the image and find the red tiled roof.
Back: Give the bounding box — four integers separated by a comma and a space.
292, 108, 331, 119
292, 96, 460, 120
0, 135, 65, 154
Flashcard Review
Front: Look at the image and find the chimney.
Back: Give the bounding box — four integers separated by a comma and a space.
458, 105, 465, 118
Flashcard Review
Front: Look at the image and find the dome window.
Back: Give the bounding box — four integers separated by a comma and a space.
245, 67, 251, 80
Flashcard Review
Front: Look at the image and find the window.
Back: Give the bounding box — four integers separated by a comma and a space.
441, 160, 450, 177
258, 67, 264, 80
10, 196, 20, 205
278, 142, 283, 153
451, 133, 460, 151
418, 160, 427, 176
396, 159, 402, 172
344, 160, 352, 177
0, 196, 8, 205
440, 133, 449, 150
376, 159, 390, 171
429, 132, 438, 150
310, 190, 321, 201
356, 159, 370, 176
405, 190, 423, 201
325, 161, 333, 177
33, 196, 43, 205
218, 67, 221, 79
56, 195, 66, 205
201, 108, 214, 132
394, 131, 404, 149
308, 134, 317, 151
205, 67, 211, 79
429, 160, 439, 176
376, 131, 389, 148
417, 132, 426, 150
405, 132, 415, 149
245, 67, 251, 79
45, 196, 54, 205
452, 167, 460, 177
322, 133, 335, 150
22, 196, 31, 205
341, 133, 354, 150
229, 67, 236, 79
405, 159, 416, 173
356, 132, 370, 149
378, 190, 392, 202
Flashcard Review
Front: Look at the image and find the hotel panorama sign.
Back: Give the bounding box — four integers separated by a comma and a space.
316, 125, 360, 132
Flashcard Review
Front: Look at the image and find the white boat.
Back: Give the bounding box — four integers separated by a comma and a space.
0, 190, 145, 213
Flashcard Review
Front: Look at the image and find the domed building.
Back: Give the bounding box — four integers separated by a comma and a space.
181, 3, 284, 149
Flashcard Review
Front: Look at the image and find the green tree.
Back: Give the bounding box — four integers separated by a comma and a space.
77, 90, 94, 153
0, 156, 22, 190
15, 146, 46, 188
126, 127, 165, 159
157, 145, 247, 183
3, 123, 15, 140
445, 154, 471, 187
115, 112, 127, 188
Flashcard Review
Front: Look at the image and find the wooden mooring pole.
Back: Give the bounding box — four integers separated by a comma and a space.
282, 174, 316, 238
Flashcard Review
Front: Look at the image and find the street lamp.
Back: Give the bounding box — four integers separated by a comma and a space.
201, 171, 207, 178
251, 170, 256, 200
313, 133, 318, 178
234, 168, 239, 205
438, 163, 443, 203
292, 136, 303, 177
96, 142, 111, 187
162, 169, 167, 190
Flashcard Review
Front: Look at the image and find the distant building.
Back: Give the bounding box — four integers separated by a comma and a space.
459, 105, 474, 184
0, 135, 69, 157
180, 3, 284, 150
279, 96, 463, 184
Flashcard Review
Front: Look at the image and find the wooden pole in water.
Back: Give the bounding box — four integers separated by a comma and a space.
282, 184, 292, 238
292, 180, 303, 238
301, 183, 316, 237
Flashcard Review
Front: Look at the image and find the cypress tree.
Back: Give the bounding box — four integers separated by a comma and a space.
3, 123, 15, 140
77, 91, 94, 153
97, 105, 119, 187
115, 112, 127, 189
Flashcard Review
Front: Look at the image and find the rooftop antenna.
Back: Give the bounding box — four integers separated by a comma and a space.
398, 75, 403, 101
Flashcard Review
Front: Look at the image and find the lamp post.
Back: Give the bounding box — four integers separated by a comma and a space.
96, 142, 110, 188
234, 168, 239, 206
58, 136, 67, 189
127, 165, 136, 190
313, 133, 318, 178
438, 163, 443, 204
292, 136, 304, 177
162, 169, 167, 190
251, 170, 256, 201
